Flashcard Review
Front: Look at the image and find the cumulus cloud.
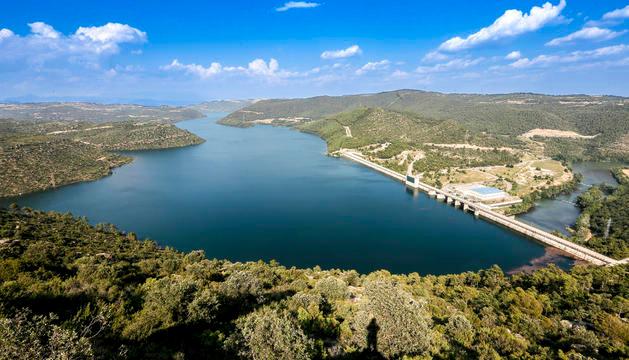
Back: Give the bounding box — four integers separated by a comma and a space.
355, 60, 390, 75
602, 5, 629, 21
276, 1, 320, 12
0, 21, 147, 66
247, 58, 281, 76
510, 44, 629, 68
161, 59, 222, 79
74, 23, 147, 53
29, 22, 61, 39
162, 58, 301, 80
546, 27, 626, 46
505, 51, 522, 60
0, 28, 13, 41
321, 45, 361, 59
416, 57, 484, 73
438, 0, 566, 52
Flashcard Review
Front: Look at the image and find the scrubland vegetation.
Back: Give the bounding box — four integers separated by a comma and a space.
572, 169, 629, 259
0, 206, 627, 359
0, 119, 203, 197
221, 90, 629, 162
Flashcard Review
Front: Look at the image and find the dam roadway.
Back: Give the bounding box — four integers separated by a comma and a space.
340, 150, 621, 266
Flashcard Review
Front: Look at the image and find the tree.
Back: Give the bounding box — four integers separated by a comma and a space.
314, 277, 349, 301
344, 280, 438, 358
123, 275, 197, 340
0, 310, 93, 360
446, 314, 475, 348
227, 307, 313, 360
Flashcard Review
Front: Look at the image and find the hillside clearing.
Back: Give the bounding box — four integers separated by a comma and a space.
521, 128, 600, 139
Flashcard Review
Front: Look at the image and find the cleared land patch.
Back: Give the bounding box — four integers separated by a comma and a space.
521, 128, 600, 139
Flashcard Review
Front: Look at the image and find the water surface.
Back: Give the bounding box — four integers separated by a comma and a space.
518, 162, 623, 235
2, 114, 571, 274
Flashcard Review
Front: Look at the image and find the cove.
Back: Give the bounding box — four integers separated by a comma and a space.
1, 114, 572, 275
518, 162, 623, 236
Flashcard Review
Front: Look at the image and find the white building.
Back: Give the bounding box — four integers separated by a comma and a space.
459, 185, 509, 202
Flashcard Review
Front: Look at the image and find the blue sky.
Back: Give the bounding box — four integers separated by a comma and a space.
1, 0, 628, 103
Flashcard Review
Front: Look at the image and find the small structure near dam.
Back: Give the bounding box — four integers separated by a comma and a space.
447, 184, 522, 209
459, 185, 507, 201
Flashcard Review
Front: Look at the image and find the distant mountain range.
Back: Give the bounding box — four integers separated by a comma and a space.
0, 102, 204, 124
186, 99, 258, 114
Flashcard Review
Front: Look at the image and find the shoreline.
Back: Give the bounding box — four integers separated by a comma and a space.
338, 149, 618, 266
4, 116, 621, 272
0, 125, 205, 199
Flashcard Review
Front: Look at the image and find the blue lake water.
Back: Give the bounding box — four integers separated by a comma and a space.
518, 161, 622, 235
1, 114, 574, 274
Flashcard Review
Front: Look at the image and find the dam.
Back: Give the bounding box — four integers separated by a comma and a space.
340, 150, 621, 266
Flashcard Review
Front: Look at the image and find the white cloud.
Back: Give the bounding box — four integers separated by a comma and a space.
389, 70, 410, 79
355, 60, 390, 75
321, 45, 361, 59
422, 51, 449, 63
74, 23, 146, 53
0, 28, 13, 41
161, 59, 222, 79
247, 58, 280, 76
28, 22, 61, 39
602, 5, 629, 20
505, 51, 522, 60
0, 21, 147, 67
438, 0, 566, 52
587, 5, 629, 26
162, 58, 301, 80
546, 27, 626, 46
276, 1, 320, 12
510, 44, 629, 68
416, 57, 483, 73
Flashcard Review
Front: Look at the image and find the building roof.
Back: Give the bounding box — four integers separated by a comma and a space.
469, 185, 506, 196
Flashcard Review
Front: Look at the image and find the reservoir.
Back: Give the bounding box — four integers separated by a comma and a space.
518, 162, 622, 235
1, 114, 572, 274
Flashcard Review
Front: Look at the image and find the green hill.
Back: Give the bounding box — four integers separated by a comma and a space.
0, 207, 627, 359
299, 107, 518, 152
0, 139, 131, 197
0, 119, 204, 197
220, 90, 629, 160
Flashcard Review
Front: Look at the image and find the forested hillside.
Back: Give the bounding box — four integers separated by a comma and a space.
220, 90, 629, 160
299, 107, 521, 152
0, 119, 204, 197
573, 169, 629, 259
0, 207, 627, 359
